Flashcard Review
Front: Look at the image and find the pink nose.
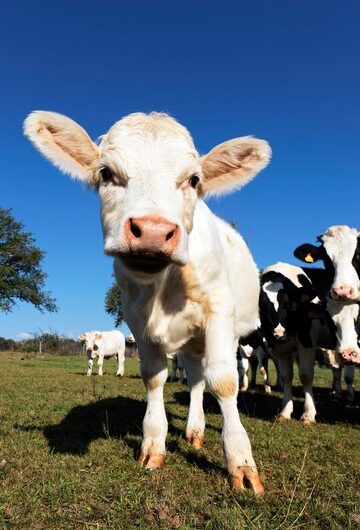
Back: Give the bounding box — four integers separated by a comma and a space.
124, 216, 179, 255
331, 285, 354, 300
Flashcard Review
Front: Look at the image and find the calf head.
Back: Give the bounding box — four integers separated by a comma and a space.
24, 111, 271, 280
81, 332, 101, 355
294, 226, 360, 302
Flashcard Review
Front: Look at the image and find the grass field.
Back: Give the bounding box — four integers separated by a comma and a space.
0, 353, 359, 530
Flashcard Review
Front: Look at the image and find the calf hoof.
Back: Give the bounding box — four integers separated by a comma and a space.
230, 467, 264, 495
265, 385, 272, 394
138, 452, 166, 470
186, 433, 204, 449
301, 418, 316, 425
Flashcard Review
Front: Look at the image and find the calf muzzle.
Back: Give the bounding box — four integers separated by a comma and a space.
122, 215, 180, 273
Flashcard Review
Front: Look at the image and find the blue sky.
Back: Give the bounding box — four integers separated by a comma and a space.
1, 0, 359, 340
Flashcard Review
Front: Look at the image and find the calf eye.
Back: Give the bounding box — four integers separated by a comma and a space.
188, 174, 200, 188
100, 167, 113, 185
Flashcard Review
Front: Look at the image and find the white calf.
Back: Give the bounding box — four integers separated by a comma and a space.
80, 330, 126, 376
24, 110, 271, 493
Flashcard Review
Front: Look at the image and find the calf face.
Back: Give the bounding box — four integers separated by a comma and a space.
80, 332, 101, 356
24, 111, 270, 279
294, 225, 360, 301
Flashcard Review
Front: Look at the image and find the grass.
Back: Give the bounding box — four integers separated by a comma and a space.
0, 353, 359, 529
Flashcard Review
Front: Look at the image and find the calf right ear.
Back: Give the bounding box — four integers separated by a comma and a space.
24, 111, 100, 184
294, 244, 323, 263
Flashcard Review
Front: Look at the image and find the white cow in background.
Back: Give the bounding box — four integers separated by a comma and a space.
24, 110, 271, 493
80, 330, 125, 376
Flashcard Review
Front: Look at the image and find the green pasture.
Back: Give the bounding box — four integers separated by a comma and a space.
0, 354, 359, 529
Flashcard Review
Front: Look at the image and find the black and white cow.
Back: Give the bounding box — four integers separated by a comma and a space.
294, 225, 360, 365
259, 262, 326, 422
260, 256, 359, 423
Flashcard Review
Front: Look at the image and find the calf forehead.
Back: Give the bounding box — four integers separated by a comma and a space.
100, 112, 198, 174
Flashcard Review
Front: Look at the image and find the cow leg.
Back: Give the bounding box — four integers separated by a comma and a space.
116, 351, 125, 376
138, 346, 168, 470
277, 354, 294, 420
273, 357, 282, 389
238, 357, 249, 392
178, 366, 185, 384
183, 354, 205, 449
344, 365, 355, 403
249, 355, 258, 388
87, 353, 93, 376
331, 367, 342, 400
205, 331, 263, 494
298, 347, 316, 424
170, 357, 177, 382
256, 347, 271, 394
97, 355, 104, 376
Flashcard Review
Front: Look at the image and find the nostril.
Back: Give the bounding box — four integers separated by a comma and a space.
130, 219, 142, 238
165, 229, 175, 241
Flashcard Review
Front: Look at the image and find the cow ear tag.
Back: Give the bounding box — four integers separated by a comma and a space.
305, 253, 314, 263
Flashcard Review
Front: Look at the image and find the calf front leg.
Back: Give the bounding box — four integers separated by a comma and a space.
138, 345, 168, 470
87, 354, 93, 376
205, 327, 263, 494
183, 354, 205, 448
97, 355, 104, 376
116, 352, 125, 376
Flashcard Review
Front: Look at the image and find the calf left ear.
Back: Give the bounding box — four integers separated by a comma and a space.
200, 137, 271, 196
294, 244, 323, 263
24, 111, 100, 184
95, 333, 102, 340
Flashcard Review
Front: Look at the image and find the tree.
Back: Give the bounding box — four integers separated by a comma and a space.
0, 208, 57, 313
105, 277, 123, 327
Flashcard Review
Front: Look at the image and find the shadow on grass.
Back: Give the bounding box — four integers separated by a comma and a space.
15, 395, 185, 458
173, 386, 359, 426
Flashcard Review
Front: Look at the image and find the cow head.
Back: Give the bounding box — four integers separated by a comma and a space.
24, 111, 271, 280
80, 332, 101, 355
325, 300, 360, 365
294, 225, 360, 302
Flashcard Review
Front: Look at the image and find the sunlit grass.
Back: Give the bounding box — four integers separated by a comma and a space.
0, 353, 358, 529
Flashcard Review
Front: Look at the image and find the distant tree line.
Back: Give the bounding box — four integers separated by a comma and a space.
0, 332, 83, 355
